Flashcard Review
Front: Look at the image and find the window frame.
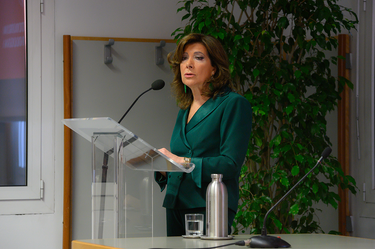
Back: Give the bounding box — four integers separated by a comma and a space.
0, 0, 55, 214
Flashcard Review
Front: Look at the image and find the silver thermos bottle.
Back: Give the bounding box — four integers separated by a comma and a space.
206, 174, 228, 238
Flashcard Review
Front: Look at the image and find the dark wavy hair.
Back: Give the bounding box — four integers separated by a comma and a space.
168, 33, 235, 109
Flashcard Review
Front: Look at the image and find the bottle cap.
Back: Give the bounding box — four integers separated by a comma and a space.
211, 174, 223, 179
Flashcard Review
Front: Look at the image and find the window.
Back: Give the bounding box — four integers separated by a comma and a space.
0, 0, 54, 214
0, 0, 27, 187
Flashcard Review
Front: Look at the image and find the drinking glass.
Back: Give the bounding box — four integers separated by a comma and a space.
185, 213, 204, 236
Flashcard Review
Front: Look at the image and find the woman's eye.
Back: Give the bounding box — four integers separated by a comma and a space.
195, 56, 204, 60
181, 56, 188, 61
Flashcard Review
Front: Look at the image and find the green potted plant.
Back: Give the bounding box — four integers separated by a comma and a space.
171, 0, 358, 234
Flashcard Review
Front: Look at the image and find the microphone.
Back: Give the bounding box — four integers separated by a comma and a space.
248, 147, 332, 248
151, 79, 165, 90
118, 79, 165, 124
321, 147, 332, 159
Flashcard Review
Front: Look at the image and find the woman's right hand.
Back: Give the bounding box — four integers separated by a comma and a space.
158, 148, 186, 177
158, 148, 185, 165
159, 171, 166, 177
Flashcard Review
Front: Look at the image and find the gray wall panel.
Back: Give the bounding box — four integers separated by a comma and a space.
71, 39, 177, 239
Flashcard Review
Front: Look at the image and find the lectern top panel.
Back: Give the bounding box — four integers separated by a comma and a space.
63, 117, 194, 173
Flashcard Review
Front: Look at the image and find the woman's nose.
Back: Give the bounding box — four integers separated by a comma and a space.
186, 58, 193, 68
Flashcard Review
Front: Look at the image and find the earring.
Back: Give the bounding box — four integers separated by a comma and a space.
184, 84, 187, 93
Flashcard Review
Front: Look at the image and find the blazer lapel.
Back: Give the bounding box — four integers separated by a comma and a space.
181, 109, 192, 150
186, 93, 230, 133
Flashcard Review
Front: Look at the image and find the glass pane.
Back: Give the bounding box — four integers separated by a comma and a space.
0, 1, 27, 186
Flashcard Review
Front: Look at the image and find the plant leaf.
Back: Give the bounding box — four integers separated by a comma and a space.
290, 203, 299, 215
291, 166, 300, 176
312, 183, 319, 194
294, 70, 302, 78
253, 69, 260, 77
285, 105, 294, 115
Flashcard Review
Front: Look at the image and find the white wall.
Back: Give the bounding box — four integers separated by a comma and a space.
347, 0, 375, 240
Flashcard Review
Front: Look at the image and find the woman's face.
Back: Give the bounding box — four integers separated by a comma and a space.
180, 42, 216, 90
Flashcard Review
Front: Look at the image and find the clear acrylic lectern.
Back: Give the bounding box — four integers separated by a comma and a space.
63, 117, 194, 239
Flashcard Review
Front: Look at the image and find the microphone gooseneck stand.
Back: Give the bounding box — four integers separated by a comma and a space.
248, 147, 332, 248
97, 80, 165, 239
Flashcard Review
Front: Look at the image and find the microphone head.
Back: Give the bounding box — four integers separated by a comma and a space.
151, 79, 165, 90
321, 147, 332, 159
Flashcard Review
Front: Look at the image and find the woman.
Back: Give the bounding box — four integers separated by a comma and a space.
155, 33, 252, 236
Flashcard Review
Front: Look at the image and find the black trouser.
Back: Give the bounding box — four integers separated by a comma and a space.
166, 207, 235, 236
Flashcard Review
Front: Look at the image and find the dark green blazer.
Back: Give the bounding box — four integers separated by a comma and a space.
156, 90, 252, 213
